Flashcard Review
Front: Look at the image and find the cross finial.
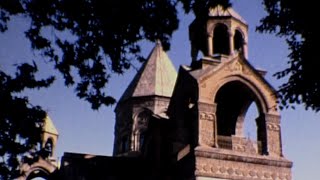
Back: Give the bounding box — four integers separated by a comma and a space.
156, 39, 162, 45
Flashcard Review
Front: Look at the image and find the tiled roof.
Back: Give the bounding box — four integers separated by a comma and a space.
209, 5, 247, 24
43, 115, 58, 135
119, 41, 177, 102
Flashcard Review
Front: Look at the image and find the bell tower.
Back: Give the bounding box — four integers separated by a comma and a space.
168, 5, 292, 180
113, 41, 177, 156
189, 5, 248, 61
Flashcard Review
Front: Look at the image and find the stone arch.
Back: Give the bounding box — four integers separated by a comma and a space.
25, 167, 50, 180
213, 76, 270, 155
212, 75, 269, 113
213, 23, 230, 55
132, 108, 153, 151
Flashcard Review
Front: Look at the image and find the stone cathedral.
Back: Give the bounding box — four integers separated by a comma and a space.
20, 5, 292, 180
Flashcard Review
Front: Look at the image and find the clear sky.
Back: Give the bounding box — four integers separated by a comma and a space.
0, 0, 319, 179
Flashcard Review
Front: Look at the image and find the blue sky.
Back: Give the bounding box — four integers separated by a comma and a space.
1, 0, 319, 179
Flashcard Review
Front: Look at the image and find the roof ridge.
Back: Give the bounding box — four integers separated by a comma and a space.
118, 42, 177, 103
208, 5, 247, 24
44, 115, 58, 135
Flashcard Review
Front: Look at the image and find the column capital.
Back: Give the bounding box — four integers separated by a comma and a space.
228, 30, 234, 36
264, 114, 280, 124
198, 102, 216, 112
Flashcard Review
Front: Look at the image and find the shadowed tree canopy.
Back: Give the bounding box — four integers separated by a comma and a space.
0, 63, 53, 179
258, 0, 319, 111
1, 0, 317, 178
1, 0, 182, 109
0, 0, 230, 109
0, 0, 230, 108
0, 0, 230, 178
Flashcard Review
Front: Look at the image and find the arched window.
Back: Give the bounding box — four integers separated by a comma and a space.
44, 139, 53, 157
234, 30, 244, 53
132, 109, 151, 151
213, 24, 230, 55
40, 138, 53, 158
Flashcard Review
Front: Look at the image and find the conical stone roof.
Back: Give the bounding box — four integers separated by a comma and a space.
43, 115, 58, 135
119, 41, 177, 102
209, 5, 247, 24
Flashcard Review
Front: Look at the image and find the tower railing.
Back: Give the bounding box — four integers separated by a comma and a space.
217, 135, 262, 154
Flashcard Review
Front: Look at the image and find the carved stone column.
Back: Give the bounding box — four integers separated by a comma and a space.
198, 102, 217, 147
256, 115, 268, 155
229, 31, 234, 55
265, 114, 283, 157
207, 34, 213, 56
243, 40, 248, 59
235, 115, 245, 137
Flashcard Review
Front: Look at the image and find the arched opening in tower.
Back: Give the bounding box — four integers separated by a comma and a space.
132, 109, 151, 152
29, 178, 47, 180
43, 138, 53, 157
234, 30, 244, 53
213, 24, 230, 55
214, 81, 264, 154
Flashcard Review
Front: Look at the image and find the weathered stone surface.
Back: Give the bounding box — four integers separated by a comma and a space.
118, 41, 177, 103
195, 147, 292, 180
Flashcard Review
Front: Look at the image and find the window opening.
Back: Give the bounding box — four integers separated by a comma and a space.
213, 24, 230, 55
234, 30, 244, 53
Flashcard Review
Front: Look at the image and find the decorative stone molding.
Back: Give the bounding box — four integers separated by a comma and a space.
197, 102, 217, 147
243, 65, 253, 76
199, 112, 215, 121
194, 147, 292, 167
263, 113, 282, 156
155, 100, 169, 107
266, 123, 280, 131
196, 163, 291, 180
265, 114, 280, 123
198, 102, 217, 112
17, 158, 58, 180
225, 59, 279, 115
199, 118, 215, 147
195, 151, 292, 180
232, 136, 259, 154
134, 100, 154, 108
234, 62, 243, 72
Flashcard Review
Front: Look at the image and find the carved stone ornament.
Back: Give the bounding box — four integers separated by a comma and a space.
267, 123, 280, 131
225, 61, 243, 73
199, 112, 215, 121
196, 162, 291, 180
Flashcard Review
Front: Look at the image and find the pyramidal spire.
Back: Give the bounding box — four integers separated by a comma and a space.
119, 41, 177, 102
43, 115, 58, 135
209, 5, 247, 24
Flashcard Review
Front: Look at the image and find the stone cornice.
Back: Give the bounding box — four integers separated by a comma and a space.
194, 146, 292, 168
